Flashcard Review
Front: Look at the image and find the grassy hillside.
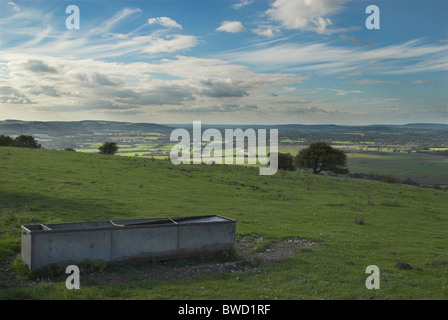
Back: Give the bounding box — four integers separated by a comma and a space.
0, 146, 447, 299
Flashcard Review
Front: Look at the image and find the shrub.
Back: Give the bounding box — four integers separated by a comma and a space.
11, 255, 31, 278
99, 142, 119, 155
277, 152, 296, 171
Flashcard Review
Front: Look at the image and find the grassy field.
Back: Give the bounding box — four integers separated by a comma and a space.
67, 131, 448, 187
346, 152, 448, 186
276, 142, 448, 186
0, 146, 447, 299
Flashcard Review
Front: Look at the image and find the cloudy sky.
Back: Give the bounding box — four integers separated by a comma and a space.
0, 0, 447, 125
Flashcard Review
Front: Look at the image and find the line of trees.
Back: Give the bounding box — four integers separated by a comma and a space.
0, 135, 42, 148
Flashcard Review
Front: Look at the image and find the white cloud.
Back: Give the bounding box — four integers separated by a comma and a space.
1, 6, 197, 60
232, 0, 254, 10
252, 25, 281, 38
142, 35, 197, 54
7, 2, 20, 12
266, 0, 350, 34
0, 51, 306, 122
148, 17, 182, 29
216, 21, 245, 33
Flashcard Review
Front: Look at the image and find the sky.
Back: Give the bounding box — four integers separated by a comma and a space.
0, 0, 447, 125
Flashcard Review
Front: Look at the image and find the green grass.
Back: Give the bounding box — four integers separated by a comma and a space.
0, 146, 447, 299
347, 152, 448, 185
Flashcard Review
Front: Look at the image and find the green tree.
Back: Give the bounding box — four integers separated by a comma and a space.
10, 135, 42, 148
0, 135, 14, 146
294, 142, 348, 174
99, 142, 119, 155
277, 152, 296, 171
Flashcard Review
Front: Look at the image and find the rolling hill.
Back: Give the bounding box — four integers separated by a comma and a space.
0, 146, 447, 299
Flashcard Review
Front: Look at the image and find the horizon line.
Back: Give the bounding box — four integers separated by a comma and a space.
1, 119, 447, 127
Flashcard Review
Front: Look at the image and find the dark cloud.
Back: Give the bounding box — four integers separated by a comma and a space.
290, 106, 338, 115
113, 84, 195, 106
22, 60, 58, 73
28, 86, 65, 97
90, 72, 125, 87
37, 102, 139, 112
73, 72, 125, 87
198, 79, 248, 98
0, 86, 33, 104
165, 104, 258, 113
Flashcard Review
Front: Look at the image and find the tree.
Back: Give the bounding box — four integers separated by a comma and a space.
64, 147, 76, 152
99, 142, 119, 155
10, 135, 42, 148
277, 152, 296, 171
0, 135, 14, 146
294, 142, 348, 174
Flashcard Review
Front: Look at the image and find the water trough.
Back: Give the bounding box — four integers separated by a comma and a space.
21, 215, 236, 271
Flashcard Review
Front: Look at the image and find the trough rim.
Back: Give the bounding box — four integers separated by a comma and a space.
21, 214, 236, 235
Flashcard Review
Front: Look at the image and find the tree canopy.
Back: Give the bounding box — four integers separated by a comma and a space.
0, 135, 14, 147
277, 152, 296, 171
294, 142, 348, 174
99, 142, 119, 155
1, 135, 42, 148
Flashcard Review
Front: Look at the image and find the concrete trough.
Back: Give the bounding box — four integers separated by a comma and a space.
21, 215, 236, 271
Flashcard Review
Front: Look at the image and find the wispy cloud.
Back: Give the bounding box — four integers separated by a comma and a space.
339, 34, 373, 46
337, 70, 362, 79
7, 1, 20, 12
232, 0, 254, 10
350, 79, 401, 85
88, 7, 142, 36
221, 39, 448, 75
0, 1, 445, 125
412, 77, 448, 85
1, 5, 194, 60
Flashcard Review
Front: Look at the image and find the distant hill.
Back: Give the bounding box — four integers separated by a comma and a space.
399, 123, 448, 130
0, 120, 172, 136
1, 120, 446, 137
166, 122, 448, 132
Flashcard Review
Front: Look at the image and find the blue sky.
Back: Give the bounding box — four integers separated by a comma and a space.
0, 0, 446, 125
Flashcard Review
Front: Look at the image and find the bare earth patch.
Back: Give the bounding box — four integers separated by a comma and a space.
236, 236, 315, 263
80, 236, 316, 286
